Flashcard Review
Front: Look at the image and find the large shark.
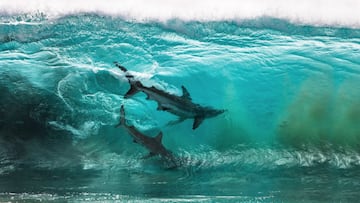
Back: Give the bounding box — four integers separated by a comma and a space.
115, 62, 226, 130
116, 105, 178, 168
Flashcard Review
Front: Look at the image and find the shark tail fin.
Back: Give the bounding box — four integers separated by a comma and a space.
115, 105, 126, 128
114, 62, 135, 81
114, 62, 142, 98
114, 62, 128, 72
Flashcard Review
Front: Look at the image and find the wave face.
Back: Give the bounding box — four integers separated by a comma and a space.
1, 12, 360, 202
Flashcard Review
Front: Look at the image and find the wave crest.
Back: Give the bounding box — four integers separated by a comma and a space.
1, 0, 360, 28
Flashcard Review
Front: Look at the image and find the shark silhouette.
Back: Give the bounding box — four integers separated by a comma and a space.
115, 62, 226, 130
116, 105, 178, 168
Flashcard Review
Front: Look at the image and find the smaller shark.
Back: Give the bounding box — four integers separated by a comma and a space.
116, 105, 178, 168
115, 62, 226, 130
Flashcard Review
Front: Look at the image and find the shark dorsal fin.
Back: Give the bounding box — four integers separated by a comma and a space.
155, 132, 163, 143
181, 85, 192, 101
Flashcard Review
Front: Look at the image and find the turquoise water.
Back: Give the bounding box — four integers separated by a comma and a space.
1, 12, 360, 202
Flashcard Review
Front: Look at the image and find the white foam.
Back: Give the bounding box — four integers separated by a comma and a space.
0, 0, 359, 28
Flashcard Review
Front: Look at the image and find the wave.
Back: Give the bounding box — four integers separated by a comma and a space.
0, 0, 360, 28
1, 12, 360, 200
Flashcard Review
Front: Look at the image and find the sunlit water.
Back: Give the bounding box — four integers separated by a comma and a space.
1, 6, 360, 202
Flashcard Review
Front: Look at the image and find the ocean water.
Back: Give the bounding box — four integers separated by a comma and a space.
1, 1, 360, 202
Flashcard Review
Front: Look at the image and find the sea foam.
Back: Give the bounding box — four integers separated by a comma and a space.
0, 0, 359, 28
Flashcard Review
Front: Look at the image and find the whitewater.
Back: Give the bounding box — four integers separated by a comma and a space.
1, 0, 360, 202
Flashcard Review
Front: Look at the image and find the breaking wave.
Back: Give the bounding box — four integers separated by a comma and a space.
1, 0, 360, 28
1, 6, 360, 201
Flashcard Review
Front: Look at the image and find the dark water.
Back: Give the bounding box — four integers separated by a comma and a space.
1, 14, 360, 202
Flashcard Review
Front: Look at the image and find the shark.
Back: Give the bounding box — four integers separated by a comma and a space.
115, 62, 226, 130
116, 105, 178, 168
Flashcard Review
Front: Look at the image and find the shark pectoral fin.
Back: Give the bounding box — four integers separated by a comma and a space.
124, 84, 139, 98
142, 152, 156, 159
181, 85, 192, 101
155, 132, 163, 143
167, 117, 186, 126
193, 116, 205, 130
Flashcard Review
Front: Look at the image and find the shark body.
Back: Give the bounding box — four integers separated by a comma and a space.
115, 62, 225, 130
116, 105, 178, 168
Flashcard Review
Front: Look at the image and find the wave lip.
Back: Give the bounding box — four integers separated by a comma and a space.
1, 0, 360, 28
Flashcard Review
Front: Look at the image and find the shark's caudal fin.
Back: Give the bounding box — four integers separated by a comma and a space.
114, 62, 135, 81
124, 83, 140, 98
114, 62, 128, 72
114, 62, 142, 98
115, 105, 126, 127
